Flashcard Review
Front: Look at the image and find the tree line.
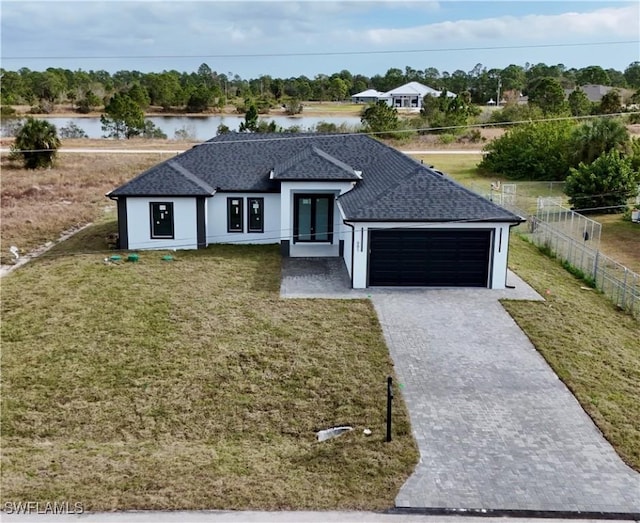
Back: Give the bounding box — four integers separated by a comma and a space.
2, 61, 640, 115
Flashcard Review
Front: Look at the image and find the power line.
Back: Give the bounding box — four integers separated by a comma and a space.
3, 41, 638, 61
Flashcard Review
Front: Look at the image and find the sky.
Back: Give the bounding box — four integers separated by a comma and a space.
1, 1, 639, 79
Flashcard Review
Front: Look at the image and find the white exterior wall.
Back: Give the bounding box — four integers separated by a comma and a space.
126, 197, 198, 250
348, 221, 514, 289
206, 193, 280, 245
338, 219, 354, 279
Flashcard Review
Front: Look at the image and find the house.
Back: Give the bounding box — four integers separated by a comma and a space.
351, 89, 386, 104
563, 84, 619, 103
351, 82, 456, 108
108, 133, 523, 289
384, 81, 444, 109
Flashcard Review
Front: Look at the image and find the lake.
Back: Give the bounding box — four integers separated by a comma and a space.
6, 115, 363, 140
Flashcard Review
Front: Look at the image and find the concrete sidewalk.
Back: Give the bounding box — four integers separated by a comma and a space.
2, 511, 638, 523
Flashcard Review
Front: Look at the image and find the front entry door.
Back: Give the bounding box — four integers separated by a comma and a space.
294, 194, 333, 242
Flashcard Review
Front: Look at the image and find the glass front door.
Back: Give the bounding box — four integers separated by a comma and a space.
294, 194, 333, 243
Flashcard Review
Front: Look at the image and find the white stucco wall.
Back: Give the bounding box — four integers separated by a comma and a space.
347, 221, 514, 289
126, 197, 198, 250
206, 193, 280, 245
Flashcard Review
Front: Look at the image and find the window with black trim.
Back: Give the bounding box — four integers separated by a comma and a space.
227, 197, 243, 232
150, 202, 174, 239
247, 197, 264, 233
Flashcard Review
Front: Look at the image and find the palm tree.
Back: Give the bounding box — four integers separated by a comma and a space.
569, 117, 630, 167
13, 117, 61, 169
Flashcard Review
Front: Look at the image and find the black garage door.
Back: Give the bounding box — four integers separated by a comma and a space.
369, 229, 492, 287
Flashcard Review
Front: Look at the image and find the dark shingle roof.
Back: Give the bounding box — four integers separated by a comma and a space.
110, 132, 522, 223
272, 146, 360, 181
108, 160, 215, 196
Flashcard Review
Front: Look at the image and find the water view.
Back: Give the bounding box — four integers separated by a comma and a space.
4, 115, 363, 140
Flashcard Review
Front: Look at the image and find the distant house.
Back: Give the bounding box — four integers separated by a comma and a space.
351, 89, 385, 104
108, 133, 522, 289
564, 84, 618, 103
351, 82, 456, 108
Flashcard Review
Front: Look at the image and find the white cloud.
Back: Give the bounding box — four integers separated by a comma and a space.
349, 4, 640, 45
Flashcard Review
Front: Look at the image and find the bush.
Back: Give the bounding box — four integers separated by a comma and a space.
283, 98, 303, 115
59, 121, 88, 139
216, 123, 230, 135
565, 150, 640, 213
142, 120, 167, 139
0, 105, 17, 117
12, 117, 60, 169
488, 103, 544, 126
28, 103, 51, 115
439, 133, 455, 144
174, 124, 197, 140
457, 128, 484, 143
480, 120, 575, 180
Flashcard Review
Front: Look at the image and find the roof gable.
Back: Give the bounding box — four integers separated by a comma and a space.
272, 146, 360, 181
352, 89, 385, 98
108, 159, 215, 197
384, 81, 441, 97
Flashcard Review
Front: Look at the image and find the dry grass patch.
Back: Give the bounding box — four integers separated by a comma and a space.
1, 231, 418, 510
595, 214, 640, 274
504, 236, 639, 471
0, 153, 161, 264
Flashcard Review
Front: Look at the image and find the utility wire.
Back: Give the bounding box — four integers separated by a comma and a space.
3, 40, 638, 61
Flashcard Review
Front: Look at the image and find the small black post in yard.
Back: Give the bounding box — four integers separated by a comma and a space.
386, 376, 393, 442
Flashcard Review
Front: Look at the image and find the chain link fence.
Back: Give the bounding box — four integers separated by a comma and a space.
473, 183, 639, 317
528, 216, 639, 318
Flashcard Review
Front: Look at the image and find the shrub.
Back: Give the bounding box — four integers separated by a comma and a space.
12, 117, 61, 169
480, 120, 575, 180
488, 104, 544, 126
142, 120, 167, 139
216, 123, 230, 135
283, 98, 303, 115
0, 105, 17, 117
174, 124, 197, 140
59, 121, 88, 139
565, 150, 640, 213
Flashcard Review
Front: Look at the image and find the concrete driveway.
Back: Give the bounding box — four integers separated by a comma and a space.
281, 258, 640, 514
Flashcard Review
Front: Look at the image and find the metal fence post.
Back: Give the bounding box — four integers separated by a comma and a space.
386, 376, 393, 443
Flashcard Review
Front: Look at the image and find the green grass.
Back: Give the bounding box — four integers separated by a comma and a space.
1, 222, 418, 511
415, 154, 567, 213
504, 236, 640, 471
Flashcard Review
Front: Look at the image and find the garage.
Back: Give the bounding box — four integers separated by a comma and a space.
368, 229, 492, 287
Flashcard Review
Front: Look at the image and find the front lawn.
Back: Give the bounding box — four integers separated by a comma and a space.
1, 228, 418, 511
504, 236, 640, 471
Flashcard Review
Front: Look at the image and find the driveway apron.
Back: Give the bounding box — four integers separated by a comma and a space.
372, 286, 639, 513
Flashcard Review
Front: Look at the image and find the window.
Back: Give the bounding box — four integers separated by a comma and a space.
150, 202, 174, 239
247, 197, 264, 233
227, 198, 243, 232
